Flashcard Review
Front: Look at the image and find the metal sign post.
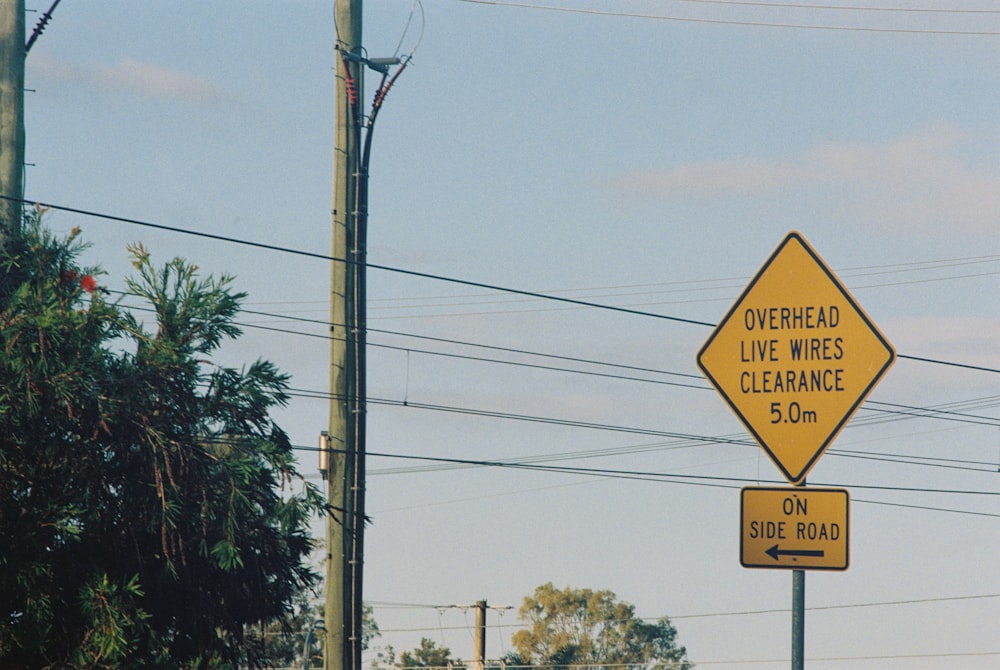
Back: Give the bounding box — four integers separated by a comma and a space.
698, 232, 895, 669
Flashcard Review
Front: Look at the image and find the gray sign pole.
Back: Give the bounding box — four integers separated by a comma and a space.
792, 478, 806, 669
792, 569, 805, 670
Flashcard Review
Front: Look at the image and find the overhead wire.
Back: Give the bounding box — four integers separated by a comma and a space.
686, 651, 1000, 666
31, 198, 999, 489
369, 591, 1000, 626
392, 0, 426, 60
28, 194, 997, 375
308, 411, 1000, 513
276, 365, 1000, 479
309, 445, 1000, 500
345, 252, 1000, 316
3, 196, 714, 328
113, 296, 711, 391
224, 311, 1000, 437
313, 447, 1000, 518
453, 0, 1000, 35
367, 594, 1000, 668
111, 291, 1000, 469
233, 303, 1000, 413
311, 391, 1000, 451
672, 0, 1000, 15
232, 309, 710, 389
113, 284, 999, 498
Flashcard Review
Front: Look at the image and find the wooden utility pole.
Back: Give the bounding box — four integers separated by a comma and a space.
473, 600, 487, 670
327, 1, 362, 670
0, 0, 25, 250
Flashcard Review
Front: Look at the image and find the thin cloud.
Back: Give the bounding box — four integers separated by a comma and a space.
30, 53, 230, 105
614, 126, 1000, 233
618, 158, 800, 196
96, 58, 224, 103
887, 315, 1000, 370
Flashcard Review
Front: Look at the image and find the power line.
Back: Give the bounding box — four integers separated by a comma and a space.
234, 307, 1000, 395
52, 201, 1000, 487
689, 651, 1000, 666
238, 315, 710, 390
251, 259, 1000, 321
116, 296, 712, 391
250, 251, 999, 313
852, 496, 1000, 519
305, 392, 1000, 462
381, 651, 1000, 666
454, 0, 1000, 35
238, 320, 1000, 420
367, 595, 1000, 665
111, 298, 1000, 472
9, 196, 712, 328
239, 311, 705, 384
832, 450, 998, 473
115, 300, 1000, 459
246, 306, 1000, 377
672, 592, 1000, 620
673, 0, 1000, 15
19, 196, 1000, 377
861, 399, 1000, 428
366, 391, 1000, 449
370, 591, 1000, 623
115, 298, 1000, 481
306, 445, 1000, 503
895, 353, 1000, 374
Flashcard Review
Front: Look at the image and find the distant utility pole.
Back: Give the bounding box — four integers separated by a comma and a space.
473, 600, 487, 670
326, 1, 362, 670
0, 0, 25, 251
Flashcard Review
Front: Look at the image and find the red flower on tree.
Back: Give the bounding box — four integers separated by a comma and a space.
80, 275, 97, 293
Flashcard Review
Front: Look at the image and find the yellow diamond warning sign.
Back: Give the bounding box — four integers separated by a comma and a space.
698, 232, 895, 484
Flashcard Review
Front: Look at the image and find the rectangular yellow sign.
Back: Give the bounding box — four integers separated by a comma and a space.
741, 487, 849, 571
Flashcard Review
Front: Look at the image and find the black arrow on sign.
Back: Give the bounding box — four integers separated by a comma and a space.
766, 544, 825, 561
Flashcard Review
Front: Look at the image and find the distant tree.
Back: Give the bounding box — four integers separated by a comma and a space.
0, 214, 325, 668
253, 595, 380, 669
510, 583, 691, 670
374, 637, 463, 670
400, 638, 462, 669
249, 586, 323, 668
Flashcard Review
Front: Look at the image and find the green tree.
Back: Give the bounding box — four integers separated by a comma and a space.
400, 638, 462, 669
0, 215, 325, 668
510, 583, 691, 670
373, 637, 462, 670
253, 595, 380, 669
248, 586, 324, 668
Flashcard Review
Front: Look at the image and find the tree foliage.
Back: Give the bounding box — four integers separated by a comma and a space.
510, 583, 691, 670
400, 638, 461, 669
376, 637, 461, 670
0, 214, 325, 668
252, 594, 380, 669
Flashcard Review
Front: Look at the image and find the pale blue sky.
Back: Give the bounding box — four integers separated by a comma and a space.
24, 1, 1000, 668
